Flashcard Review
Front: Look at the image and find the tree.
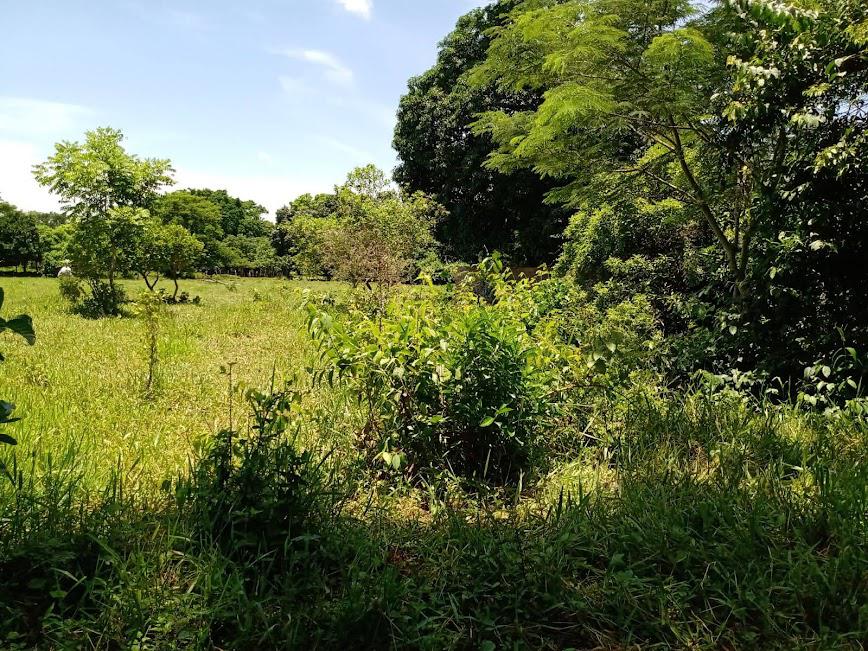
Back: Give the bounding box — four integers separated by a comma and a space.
275, 192, 340, 226
150, 191, 223, 241
321, 167, 442, 287
469, 0, 738, 288
187, 189, 268, 237
32, 127, 174, 295
66, 206, 149, 313
159, 224, 204, 299
33, 127, 173, 218
394, 1, 568, 264
151, 190, 224, 272
36, 222, 73, 275
472, 0, 868, 374
0, 203, 41, 271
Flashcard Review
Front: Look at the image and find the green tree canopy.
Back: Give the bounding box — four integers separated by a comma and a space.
0, 203, 41, 271
394, 1, 568, 265
187, 189, 269, 238
32, 127, 173, 218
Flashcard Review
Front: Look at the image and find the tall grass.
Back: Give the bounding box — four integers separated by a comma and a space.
0, 277, 865, 649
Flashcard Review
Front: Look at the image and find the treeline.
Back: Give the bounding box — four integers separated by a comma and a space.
8, 131, 445, 305
394, 0, 868, 386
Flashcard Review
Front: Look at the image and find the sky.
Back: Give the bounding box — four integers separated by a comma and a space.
0, 0, 487, 215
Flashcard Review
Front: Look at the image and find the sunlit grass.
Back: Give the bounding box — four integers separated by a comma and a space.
0, 277, 330, 488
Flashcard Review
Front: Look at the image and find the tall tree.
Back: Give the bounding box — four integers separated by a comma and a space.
394, 1, 567, 264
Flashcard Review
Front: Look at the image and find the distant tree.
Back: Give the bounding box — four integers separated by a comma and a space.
151, 191, 223, 241
159, 224, 204, 299
151, 190, 224, 272
0, 203, 41, 271
187, 189, 268, 237
26, 211, 68, 227
222, 235, 281, 275
275, 193, 339, 225
36, 223, 73, 275
321, 166, 442, 287
345, 164, 390, 198
394, 1, 567, 264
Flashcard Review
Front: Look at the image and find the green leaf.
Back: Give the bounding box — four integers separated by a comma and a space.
480, 416, 497, 428
5, 315, 35, 345
0, 433, 18, 446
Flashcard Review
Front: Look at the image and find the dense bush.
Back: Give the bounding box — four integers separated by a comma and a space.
308, 277, 561, 484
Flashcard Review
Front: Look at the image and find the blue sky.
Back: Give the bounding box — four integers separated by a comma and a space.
0, 0, 486, 214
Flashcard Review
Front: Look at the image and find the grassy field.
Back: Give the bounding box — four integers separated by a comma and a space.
0, 277, 329, 488
0, 277, 866, 649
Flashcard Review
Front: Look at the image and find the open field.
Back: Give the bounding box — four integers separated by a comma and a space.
0, 277, 339, 487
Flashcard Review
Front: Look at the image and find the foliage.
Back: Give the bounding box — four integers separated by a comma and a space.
308, 270, 561, 484
274, 166, 443, 286
57, 275, 84, 306
0, 203, 41, 271
35, 222, 73, 276
0, 277, 866, 648
187, 188, 269, 238
32, 126, 173, 218
0, 287, 35, 448
394, 1, 567, 264
158, 224, 205, 299
183, 384, 340, 566
273, 214, 337, 278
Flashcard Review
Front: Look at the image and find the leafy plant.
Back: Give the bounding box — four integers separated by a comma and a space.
308, 268, 561, 484
0, 288, 36, 447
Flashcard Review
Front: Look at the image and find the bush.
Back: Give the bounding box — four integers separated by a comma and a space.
76, 280, 126, 318
57, 275, 84, 306
181, 385, 342, 565
308, 274, 562, 484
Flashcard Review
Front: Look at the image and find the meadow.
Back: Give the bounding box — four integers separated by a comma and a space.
0, 277, 323, 487
0, 275, 865, 649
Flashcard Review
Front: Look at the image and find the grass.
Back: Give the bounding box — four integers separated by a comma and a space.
0, 276, 866, 649
0, 277, 326, 487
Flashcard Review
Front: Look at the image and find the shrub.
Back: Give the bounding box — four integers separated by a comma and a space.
308, 276, 561, 484
182, 385, 342, 565
57, 275, 84, 306
76, 280, 126, 318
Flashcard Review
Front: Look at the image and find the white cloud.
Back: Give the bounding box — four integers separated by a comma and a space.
336, 0, 372, 20
0, 97, 92, 137
275, 49, 353, 85
0, 140, 62, 212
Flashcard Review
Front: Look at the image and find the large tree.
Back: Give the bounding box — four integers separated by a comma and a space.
393, 1, 567, 264
472, 0, 868, 372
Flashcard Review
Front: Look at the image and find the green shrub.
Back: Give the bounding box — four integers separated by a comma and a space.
57, 275, 84, 306
182, 385, 342, 565
308, 277, 561, 484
